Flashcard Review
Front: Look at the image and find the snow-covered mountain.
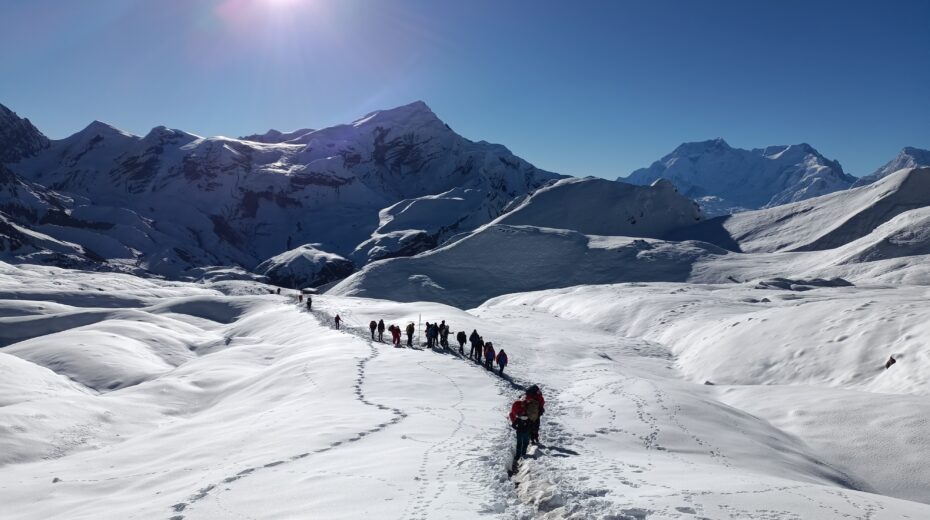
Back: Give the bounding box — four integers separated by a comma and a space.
239, 128, 315, 144
0, 101, 561, 283
852, 146, 930, 187
623, 138, 856, 215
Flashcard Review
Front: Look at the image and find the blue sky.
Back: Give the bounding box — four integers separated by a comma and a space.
1, 0, 928, 178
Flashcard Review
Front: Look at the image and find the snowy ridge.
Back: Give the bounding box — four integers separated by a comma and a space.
852, 146, 930, 187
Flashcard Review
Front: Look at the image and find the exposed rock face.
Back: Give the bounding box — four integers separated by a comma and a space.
0, 103, 50, 163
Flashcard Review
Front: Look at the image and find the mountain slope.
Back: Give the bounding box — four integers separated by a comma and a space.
623, 138, 855, 215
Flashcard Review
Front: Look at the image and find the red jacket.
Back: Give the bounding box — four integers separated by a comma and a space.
509, 399, 527, 423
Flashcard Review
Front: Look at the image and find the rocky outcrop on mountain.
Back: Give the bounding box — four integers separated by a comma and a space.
0, 103, 50, 163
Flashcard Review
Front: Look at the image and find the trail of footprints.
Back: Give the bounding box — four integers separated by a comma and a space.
167, 307, 408, 520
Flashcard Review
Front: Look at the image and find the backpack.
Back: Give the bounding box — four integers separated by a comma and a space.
525, 399, 540, 421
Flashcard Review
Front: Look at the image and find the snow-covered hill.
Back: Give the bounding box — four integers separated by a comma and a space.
672, 167, 930, 254
0, 101, 560, 280
852, 146, 930, 187
623, 138, 855, 215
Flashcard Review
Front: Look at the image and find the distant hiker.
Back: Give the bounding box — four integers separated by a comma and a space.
484, 342, 496, 370
886, 356, 897, 369
456, 331, 467, 355
390, 325, 402, 346
299, 294, 303, 303
476, 337, 485, 363
524, 385, 545, 445
424, 322, 432, 348
276, 288, 281, 295
307, 295, 312, 310
369, 320, 377, 340
509, 395, 533, 473
377, 319, 386, 342
335, 315, 342, 329
406, 322, 415, 347
496, 349, 508, 375
468, 330, 480, 360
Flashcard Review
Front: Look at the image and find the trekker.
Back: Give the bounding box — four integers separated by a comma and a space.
276, 288, 281, 295
484, 342, 496, 370
456, 331, 467, 355
476, 337, 485, 363
307, 295, 312, 310
390, 325, 401, 346
439, 320, 448, 348
299, 294, 303, 303
496, 349, 508, 375
509, 396, 533, 474
425, 322, 432, 348
525, 385, 545, 445
406, 322, 415, 347
468, 330, 480, 359
377, 319, 385, 342
369, 320, 377, 340
335, 315, 342, 329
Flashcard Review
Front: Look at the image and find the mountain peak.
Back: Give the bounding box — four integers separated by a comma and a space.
672, 138, 731, 155
351, 100, 444, 130
80, 120, 134, 139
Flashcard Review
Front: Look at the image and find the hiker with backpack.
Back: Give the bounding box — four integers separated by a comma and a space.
390, 325, 402, 346
456, 331, 467, 355
424, 322, 433, 348
496, 349, 508, 375
306, 298, 312, 311
335, 315, 342, 329
369, 320, 377, 340
509, 395, 533, 474
377, 319, 385, 342
476, 337, 486, 363
525, 385, 545, 445
406, 322, 415, 347
484, 342, 496, 370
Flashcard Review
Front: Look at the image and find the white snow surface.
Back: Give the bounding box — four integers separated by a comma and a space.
2, 261, 929, 519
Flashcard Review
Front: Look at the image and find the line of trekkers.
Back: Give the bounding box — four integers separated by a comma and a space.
286, 292, 538, 476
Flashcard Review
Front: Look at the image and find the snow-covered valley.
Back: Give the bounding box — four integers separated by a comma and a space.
3, 257, 930, 519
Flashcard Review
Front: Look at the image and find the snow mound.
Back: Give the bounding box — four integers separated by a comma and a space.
255, 244, 355, 289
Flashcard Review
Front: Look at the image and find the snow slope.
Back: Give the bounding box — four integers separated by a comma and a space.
623, 139, 855, 215
255, 243, 355, 288
2, 262, 929, 518
673, 167, 930, 253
